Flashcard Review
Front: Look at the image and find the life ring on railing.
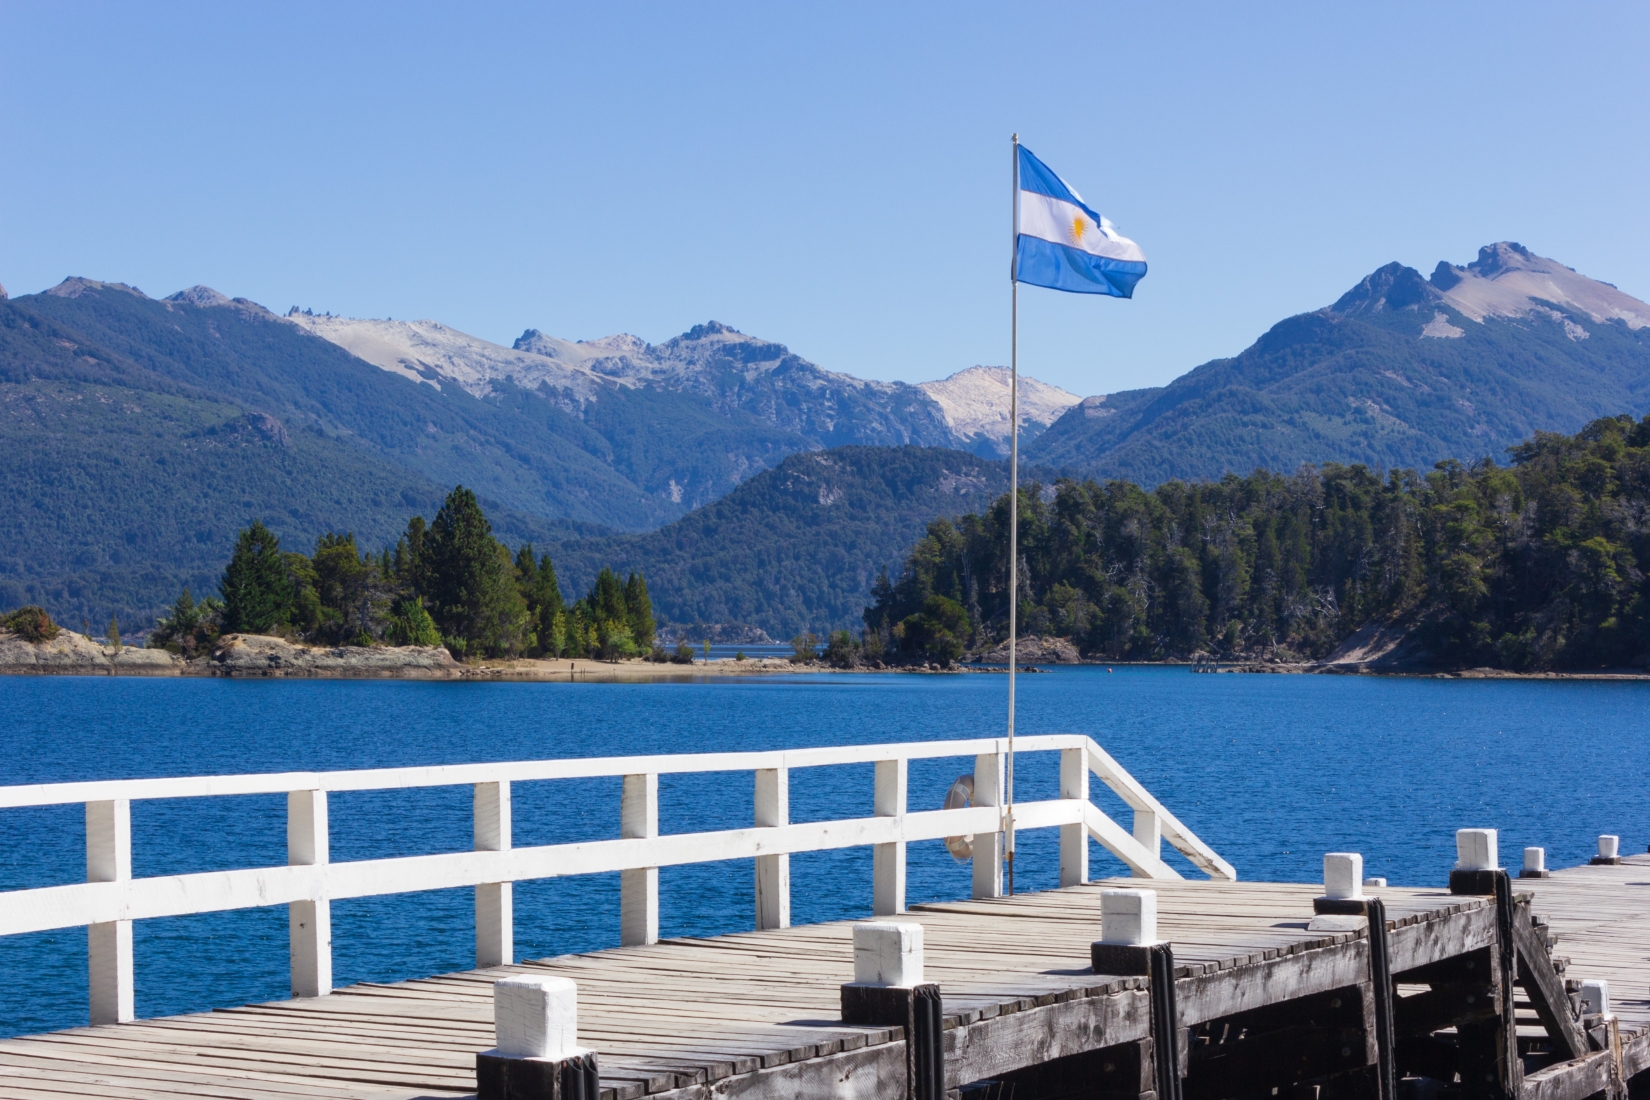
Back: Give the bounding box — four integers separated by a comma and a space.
943, 774, 975, 861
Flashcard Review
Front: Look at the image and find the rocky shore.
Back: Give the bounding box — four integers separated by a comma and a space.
0, 630, 466, 679
0, 630, 936, 681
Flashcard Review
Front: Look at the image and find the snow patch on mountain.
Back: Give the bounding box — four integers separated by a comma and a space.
916, 366, 1081, 450
287, 314, 611, 399
286, 310, 1071, 454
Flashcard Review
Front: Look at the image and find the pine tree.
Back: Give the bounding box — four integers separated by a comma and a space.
108, 614, 121, 653
624, 572, 655, 650
312, 532, 371, 644
421, 487, 529, 656
586, 568, 636, 659
386, 597, 441, 647
515, 545, 566, 657
220, 521, 295, 634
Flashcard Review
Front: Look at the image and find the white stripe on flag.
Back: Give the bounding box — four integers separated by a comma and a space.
1018, 190, 1145, 263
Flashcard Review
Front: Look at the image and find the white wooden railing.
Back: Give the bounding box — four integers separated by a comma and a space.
0, 735, 1233, 1025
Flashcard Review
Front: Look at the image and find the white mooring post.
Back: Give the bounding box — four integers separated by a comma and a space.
494, 975, 581, 1059
1100, 888, 1159, 946
1090, 888, 1163, 975
86, 798, 133, 1025
1455, 828, 1498, 871
1594, 835, 1621, 865
1522, 847, 1549, 878
872, 759, 907, 915
287, 789, 331, 998
972, 751, 1003, 899
1059, 747, 1089, 888
1311, 852, 1368, 925
477, 974, 596, 1099
474, 780, 512, 967
621, 773, 659, 945
755, 767, 790, 930
1323, 853, 1365, 900
853, 921, 924, 987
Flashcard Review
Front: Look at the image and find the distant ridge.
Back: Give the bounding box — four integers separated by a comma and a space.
1029, 242, 1650, 484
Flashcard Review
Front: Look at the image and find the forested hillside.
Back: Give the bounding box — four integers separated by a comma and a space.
870, 416, 1650, 672
17, 280, 738, 528
0, 298, 582, 629
551, 447, 1011, 637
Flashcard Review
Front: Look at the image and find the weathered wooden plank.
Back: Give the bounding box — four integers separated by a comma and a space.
645, 1041, 906, 1100
1519, 1051, 1613, 1100
945, 986, 1153, 1085
1510, 906, 1588, 1061
1177, 939, 1368, 1025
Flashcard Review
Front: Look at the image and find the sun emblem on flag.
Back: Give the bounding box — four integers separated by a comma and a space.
1070, 215, 1090, 246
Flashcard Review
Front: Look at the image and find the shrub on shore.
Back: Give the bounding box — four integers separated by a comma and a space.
2, 606, 60, 642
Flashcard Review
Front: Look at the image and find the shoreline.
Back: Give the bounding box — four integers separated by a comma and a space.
3, 631, 1646, 683
0, 631, 995, 682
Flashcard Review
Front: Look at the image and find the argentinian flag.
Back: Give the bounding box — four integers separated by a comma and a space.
1015, 145, 1146, 298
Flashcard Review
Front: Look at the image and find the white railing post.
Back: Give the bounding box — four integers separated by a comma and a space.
972, 752, 1003, 899
1131, 809, 1161, 878
621, 773, 659, 946
474, 780, 512, 967
1059, 748, 1089, 887
85, 799, 133, 1024
872, 758, 907, 915
755, 767, 789, 929
287, 789, 331, 998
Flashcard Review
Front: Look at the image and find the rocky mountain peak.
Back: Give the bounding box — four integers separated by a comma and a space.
166, 286, 234, 307
683, 320, 739, 340
1427, 242, 1648, 330
915, 366, 1081, 455
1329, 262, 1442, 316
581, 333, 650, 355
45, 277, 148, 299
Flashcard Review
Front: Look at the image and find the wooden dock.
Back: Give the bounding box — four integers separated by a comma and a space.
3, 858, 1646, 1100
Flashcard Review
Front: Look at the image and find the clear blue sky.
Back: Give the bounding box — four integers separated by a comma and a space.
2, 2, 1646, 396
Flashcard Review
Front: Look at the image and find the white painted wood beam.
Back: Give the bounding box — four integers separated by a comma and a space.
872, 758, 907, 915
0, 736, 1096, 810
1059, 748, 1088, 888
473, 780, 512, 968
286, 789, 330, 998
620, 773, 659, 946
85, 798, 132, 1025
754, 768, 789, 930
972, 753, 1003, 899
1, 800, 1092, 936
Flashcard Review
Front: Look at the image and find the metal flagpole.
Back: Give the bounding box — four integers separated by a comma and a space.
1006, 132, 1019, 896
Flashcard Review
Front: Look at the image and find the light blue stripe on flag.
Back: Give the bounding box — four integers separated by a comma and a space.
1016, 235, 1146, 298
1017, 145, 1085, 206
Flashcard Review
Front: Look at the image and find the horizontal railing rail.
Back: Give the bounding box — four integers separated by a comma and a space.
0, 734, 1233, 1026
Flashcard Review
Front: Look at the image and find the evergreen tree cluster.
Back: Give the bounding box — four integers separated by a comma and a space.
146, 486, 654, 660
867, 415, 1650, 672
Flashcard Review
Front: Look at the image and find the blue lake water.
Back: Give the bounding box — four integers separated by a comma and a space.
2, 666, 1647, 1038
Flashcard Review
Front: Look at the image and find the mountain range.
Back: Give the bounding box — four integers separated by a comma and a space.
1, 241, 1646, 635
1028, 243, 1650, 481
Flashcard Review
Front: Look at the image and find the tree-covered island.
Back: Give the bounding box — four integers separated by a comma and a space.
149, 486, 664, 662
